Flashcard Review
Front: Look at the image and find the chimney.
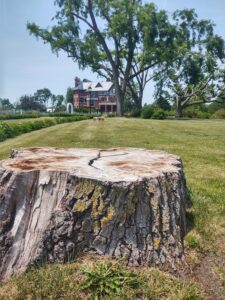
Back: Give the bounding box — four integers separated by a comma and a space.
74, 77, 81, 88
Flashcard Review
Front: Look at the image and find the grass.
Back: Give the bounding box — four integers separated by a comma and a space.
0, 258, 202, 300
0, 117, 224, 298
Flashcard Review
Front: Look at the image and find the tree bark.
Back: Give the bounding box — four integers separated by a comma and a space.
176, 97, 183, 118
114, 77, 124, 116
0, 147, 188, 279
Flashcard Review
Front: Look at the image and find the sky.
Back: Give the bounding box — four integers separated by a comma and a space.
1, 0, 225, 104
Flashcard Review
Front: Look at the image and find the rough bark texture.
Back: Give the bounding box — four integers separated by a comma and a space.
0, 147, 187, 279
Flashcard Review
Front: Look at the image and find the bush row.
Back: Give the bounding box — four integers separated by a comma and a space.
129, 105, 225, 119
0, 115, 93, 142
211, 108, 225, 119
0, 112, 41, 120
129, 106, 167, 120
0, 111, 98, 121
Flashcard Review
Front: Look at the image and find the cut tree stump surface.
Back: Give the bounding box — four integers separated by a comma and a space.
0, 147, 187, 279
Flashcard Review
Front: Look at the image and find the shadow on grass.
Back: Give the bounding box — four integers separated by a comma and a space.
185, 188, 213, 242
185, 188, 195, 234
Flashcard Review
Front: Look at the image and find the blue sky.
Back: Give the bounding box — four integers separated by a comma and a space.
1, 0, 225, 104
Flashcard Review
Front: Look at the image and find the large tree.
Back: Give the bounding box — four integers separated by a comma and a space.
0, 98, 14, 110
154, 9, 225, 117
126, 5, 177, 110
27, 1, 175, 115
65, 87, 74, 104
17, 95, 46, 111
52, 94, 65, 109
34, 88, 52, 107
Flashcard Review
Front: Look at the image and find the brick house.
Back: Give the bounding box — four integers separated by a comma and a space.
73, 77, 117, 113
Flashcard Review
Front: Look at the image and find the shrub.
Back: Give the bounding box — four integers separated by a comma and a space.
107, 113, 117, 117
183, 107, 210, 119
141, 105, 154, 119
0, 112, 41, 121
0, 115, 93, 143
129, 108, 141, 118
211, 108, 225, 119
152, 109, 167, 120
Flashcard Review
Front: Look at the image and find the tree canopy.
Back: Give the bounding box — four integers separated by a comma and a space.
154, 9, 225, 117
27, 2, 225, 117
17, 95, 46, 111
27, 0, 179, 115
0, 98, 14, 110
65, 87, 74, 104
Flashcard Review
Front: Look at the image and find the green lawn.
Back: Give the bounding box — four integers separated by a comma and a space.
0, 118, 224, 299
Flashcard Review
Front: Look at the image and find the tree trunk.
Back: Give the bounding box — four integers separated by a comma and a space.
127, 81, 143, 112
114, 76, 124, 116
176, 97, 183, 118
0, 147, 188, 279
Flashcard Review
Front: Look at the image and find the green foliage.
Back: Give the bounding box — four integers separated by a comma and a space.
152, 109, 167, 120
34, 88, 52, 105
211, 108, 225, 119
129, 108, 141, 118
13, 264, 80, 299
0, 115, 93, 142
81, 261, 140, 299
16, 95, 46, 112
208, 100, 225, 114
106, 113, 117, 118
185, 234, 202, 251
66, 87, 74, 105
0, 259, 201, 300
75, 107, 93, 114
54, 104, 66, 112
154, 9, 225, 117
52, 94, 65, 109
0, 112, 41, 120
154, 97, 171, 111
183, 108, 211, 119
0, 98, 14, 110
141, 104, 154, 119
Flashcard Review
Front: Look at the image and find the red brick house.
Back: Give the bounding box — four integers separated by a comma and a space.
73, 77, 117, 113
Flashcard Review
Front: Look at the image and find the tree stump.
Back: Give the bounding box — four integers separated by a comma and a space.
0, 147, 187, 279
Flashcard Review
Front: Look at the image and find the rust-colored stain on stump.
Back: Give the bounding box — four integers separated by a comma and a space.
9, 156, 79, 171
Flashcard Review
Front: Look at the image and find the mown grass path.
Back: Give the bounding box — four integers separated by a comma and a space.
0, 118, 224, 298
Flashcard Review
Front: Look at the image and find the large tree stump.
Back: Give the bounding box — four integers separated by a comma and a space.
0, 147, 187, 279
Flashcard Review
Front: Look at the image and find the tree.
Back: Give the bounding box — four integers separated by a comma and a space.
65, 87, 74, 104
27, 1, 175, 115
17, 95, 46, 111
126, 5, 177, 110
154, 9, 225, 117
0, 98, 14, 110
34, 88, 52, 107
153, 90, 171, 111
52, 94, 65, 109
208, 98, 225, 114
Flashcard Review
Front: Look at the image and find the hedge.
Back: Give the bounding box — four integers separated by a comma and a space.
0, 112, 41, 120
0, 115, 93, 142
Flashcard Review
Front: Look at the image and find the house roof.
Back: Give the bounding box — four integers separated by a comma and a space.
74, 81, 114, 92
